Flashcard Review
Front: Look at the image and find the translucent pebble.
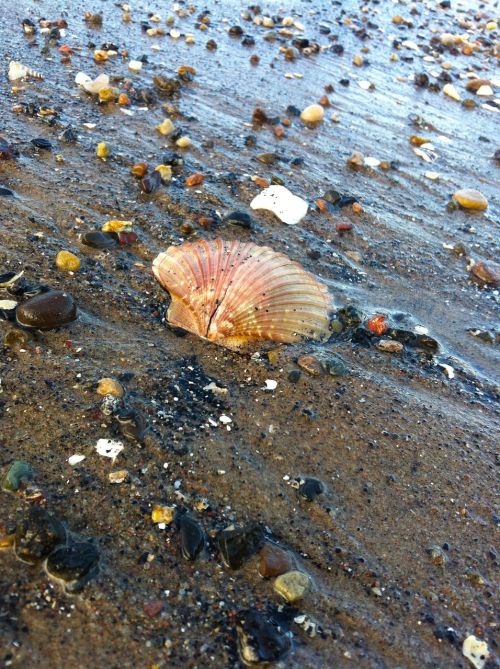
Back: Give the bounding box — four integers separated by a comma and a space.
300, 104, 324, 123
453, 188, 488, 210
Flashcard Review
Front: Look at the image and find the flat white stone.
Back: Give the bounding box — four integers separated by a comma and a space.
263, 379, 278, 390
68, 454, 86, 465
364, 156, 381, 167
476, 85, 493, 97
128, 60, 143, 72
95, 438, 124, 459
250, 185, 308, 225
462, 635, 489, 669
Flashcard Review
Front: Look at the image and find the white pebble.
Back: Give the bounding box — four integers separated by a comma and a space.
250, 185, 308, 225
95, 438, 124, 459
68, 454, 86, 466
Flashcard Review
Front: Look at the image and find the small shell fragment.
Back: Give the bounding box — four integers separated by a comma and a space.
8, 61, 44, 81
250, 185, 308, 225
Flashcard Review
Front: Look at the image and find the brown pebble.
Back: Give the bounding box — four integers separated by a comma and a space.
336, 222, 353, 232
16, 291, 77, 330
259, 543, 294, 578
131, 162, 148, 177
470, 260, 500, 287
185, 173, 204, 187
297, 355, 323, 376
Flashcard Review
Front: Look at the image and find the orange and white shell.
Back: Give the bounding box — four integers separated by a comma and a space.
152, 239, 331, 350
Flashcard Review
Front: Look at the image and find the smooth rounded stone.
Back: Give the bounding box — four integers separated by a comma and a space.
300, 104, 324, 124
96, 377, 124, 398
470, 260, 500, 287
31, 138, 52, 151
223, 211, 253, 229
46, 541, 99, 591
178, 513, 205, 560
236, 609, 291, 665
55, 250, 81, 272
274, 570, 311, 603
217, 524, 263, 569
376, 339, 403, 353
297, 477, 325, 501
16, 290, 77, 330
81, 230, 118, 249
297, 355, 323, 376
453, 189, 488, 210
2, 461, 33, 493
141, 170, 162, 194
259, 543, 294, 578
287, 369, 301, 383
14, 508, 66, 564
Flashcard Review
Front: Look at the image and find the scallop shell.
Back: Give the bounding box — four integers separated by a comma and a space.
8, 61, 44, 81
152, 239, 331, 349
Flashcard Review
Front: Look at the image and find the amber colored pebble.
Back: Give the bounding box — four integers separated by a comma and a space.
180, 222, 194, 235
316, 198, 328, 214
351, 202, 363, 214
131, 162, 148, 178
117, 231, 138, 245
254, 177, 269, 188
185, 173, 204, 187
336, 221, 353, 232
273, 125, 285, 139
453, 188, 488, 211
250, 54, 260, 65
96, 377, 124, 397
365, 314, 388, 335
282, 118, 291, 127
55, 250, 81, 272
259, 543, 294, 578
118, 93, 130, 106
151, 505, 175, 524
178, 65, 196, 76
58, 44, 73, 54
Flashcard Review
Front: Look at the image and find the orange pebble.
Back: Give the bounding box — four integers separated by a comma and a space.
186, 172, 204, 187
131, 162, 148, 177
118, 93, 130, 106
319, 95, 330, 107
316, 198, 328, 213
273, 125, 285, 139
365, 314, 388, 335
282, 118, 291, 127
254, 177, 269, 188
351, 202, 363, 214
58, 44, 74, 53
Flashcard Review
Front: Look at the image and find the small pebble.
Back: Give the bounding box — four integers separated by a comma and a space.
300, 104, 324, 124
16, 291, 77, 330
55, 250, 81, 272
376, 339, 403, 353
274, 570, 311, 603
151, 505, 175, 524
96, 377, 124, 397
453, 189, 488, 211
259, 543, 294, 578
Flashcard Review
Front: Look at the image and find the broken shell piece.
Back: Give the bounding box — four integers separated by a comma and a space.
8, 61, 44, 81
250, 185, 308, 225
77, 73, 110, 95
462, 635, 489, 669
364, 156, 381, 168
153, 239, 331, 350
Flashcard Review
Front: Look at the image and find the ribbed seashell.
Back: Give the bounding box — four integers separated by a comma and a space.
8, 61, 44, 82
152, 239, 331, 350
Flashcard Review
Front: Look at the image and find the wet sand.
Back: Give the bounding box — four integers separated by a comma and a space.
1, 1, 499, 668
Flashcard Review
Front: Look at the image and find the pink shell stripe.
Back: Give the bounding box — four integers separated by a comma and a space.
152, 239, 331, 349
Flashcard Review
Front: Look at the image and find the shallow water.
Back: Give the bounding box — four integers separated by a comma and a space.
1, 1, 499, 668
